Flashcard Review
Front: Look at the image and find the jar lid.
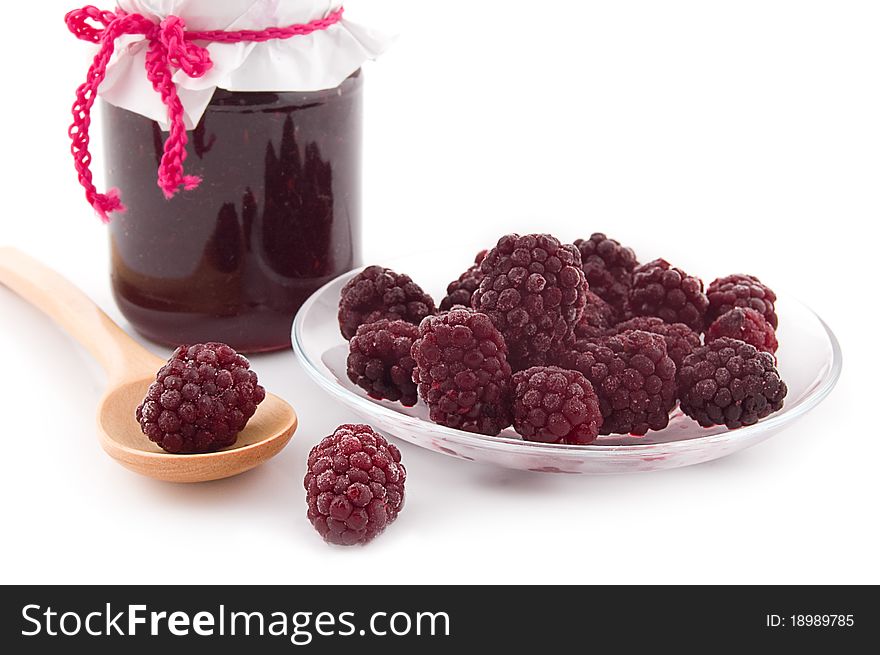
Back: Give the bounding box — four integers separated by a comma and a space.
97, 0, 390, 129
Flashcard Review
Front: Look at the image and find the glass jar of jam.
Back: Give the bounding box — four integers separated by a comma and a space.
102, 71, 362, 352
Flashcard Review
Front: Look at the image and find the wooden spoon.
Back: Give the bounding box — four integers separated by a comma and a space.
0, 247, 297, 483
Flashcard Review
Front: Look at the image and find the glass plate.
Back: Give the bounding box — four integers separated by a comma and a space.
292, 255, 841, 474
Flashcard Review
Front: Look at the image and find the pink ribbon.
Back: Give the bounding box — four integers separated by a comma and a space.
66, 5, 345, 222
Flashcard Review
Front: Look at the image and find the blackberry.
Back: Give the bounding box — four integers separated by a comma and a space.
347, 320, 419, 406
304, 424, 405, 545
678, 337, 787, 429
555, 330, 677, 435
572, 321, 606, 341
411, 308, 512, 435
612, 316, 702, 368
629, 258, 709, 331
511, 366, 602, 444
574, 232, 639, 320
439, 250, 487, 311
338, 266, 435, 340
472, 233, 586, 370
706, 307, 778, 354
574, 290, 616, 339
707, 273, 778, 329
136, 343, 266, 454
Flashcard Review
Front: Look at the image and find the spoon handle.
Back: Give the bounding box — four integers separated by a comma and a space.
0, 247, 162, 382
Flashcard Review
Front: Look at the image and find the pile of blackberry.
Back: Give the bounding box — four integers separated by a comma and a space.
131, 232, 790, 549
338, 231, 786, 442
316, 232, 790, 545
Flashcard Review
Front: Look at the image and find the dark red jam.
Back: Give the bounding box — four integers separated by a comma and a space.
102, 71, 362, 352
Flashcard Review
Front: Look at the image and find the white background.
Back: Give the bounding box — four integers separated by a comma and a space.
1, 1, 877, 584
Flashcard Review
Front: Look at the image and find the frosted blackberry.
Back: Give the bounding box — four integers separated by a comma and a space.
629, 258, 709, 331
439, 250, 487, 311
574, 232, 639, 320
472, 233, 586, 370
555, 330, 677, 435
411, 308, 512, 435
136, 343, 266, 454
347, 319, 419, 406
678, 338, 787, 429
706, 307, 778, 354
304, 424, 405, 545
612, 316, 702, 368
707, 273, 778, 329
338, 266, 435, 340
574, 289, 616, 339
511, 366, 602, 444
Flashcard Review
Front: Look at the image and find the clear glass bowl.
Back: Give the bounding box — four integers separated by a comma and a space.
292, 255, 841, 474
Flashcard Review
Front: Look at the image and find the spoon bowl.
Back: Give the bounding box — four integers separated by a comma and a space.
98, 378, 297, 483
0, 247, 297, 483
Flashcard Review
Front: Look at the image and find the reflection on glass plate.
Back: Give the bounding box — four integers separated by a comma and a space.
293, 253, 841, 474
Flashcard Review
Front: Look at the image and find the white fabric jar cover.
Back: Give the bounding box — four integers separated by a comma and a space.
99, 0, 391, 129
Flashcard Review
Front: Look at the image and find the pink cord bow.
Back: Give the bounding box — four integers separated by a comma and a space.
66, 5, 345, 222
